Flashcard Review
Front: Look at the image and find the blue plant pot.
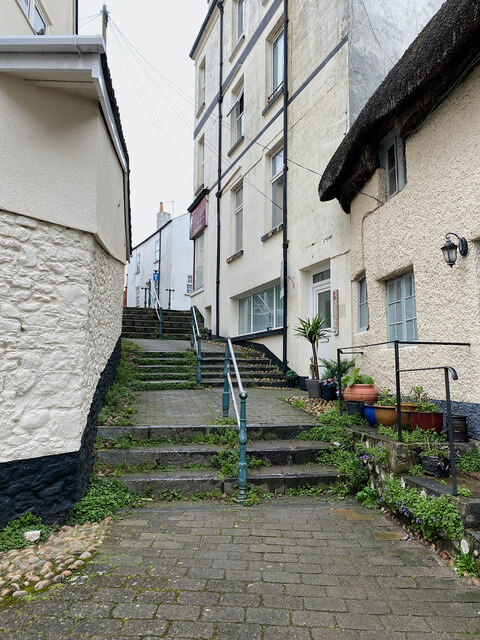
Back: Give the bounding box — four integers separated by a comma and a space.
364, 403, 376, 426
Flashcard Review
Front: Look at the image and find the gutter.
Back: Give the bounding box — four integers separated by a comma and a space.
190, 1, 218, 59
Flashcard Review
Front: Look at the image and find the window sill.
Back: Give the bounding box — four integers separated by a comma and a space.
196, 102, 205, 119
261, 223, 283, 243
229, 35, 245, 63
227, 136, 245, 157
226, 249, 243, 263
190, 286, 204, 297
262, 86, 284, 116
232, 327, 283, 342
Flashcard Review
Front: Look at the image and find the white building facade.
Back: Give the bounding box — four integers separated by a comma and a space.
189, 0, 443, 378
127, 207, 193, 311
0, 0, 130, 527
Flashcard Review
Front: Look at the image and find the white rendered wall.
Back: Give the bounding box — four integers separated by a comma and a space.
0, 0, 75, 36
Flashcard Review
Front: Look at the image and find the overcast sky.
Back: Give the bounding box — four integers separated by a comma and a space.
78, 0, 208, 247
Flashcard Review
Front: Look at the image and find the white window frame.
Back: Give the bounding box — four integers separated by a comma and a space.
194, 233, 205, 290
233, 183, 243, 253
135, 253, 141, 274
187, 275, 193, 294
227, 85, 244, 145
271, 149, 284, 229
135, 286, 140, 307
238, 284, 283, 335
235, 0, 245, 42
197, 137, 205, 189
198, 59, 206, 108
270, 28, 284, 100
154, 240, 160, 262
379, 131, 406, 200
358, 275, 369, 332
19, 0, 49, 35
386, 271, 418, 343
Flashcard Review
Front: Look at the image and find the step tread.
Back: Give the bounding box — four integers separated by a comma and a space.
120, 464, 338, 481
97, 440, 329, 455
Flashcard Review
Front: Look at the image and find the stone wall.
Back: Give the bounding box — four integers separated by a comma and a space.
0, 209, 124, 526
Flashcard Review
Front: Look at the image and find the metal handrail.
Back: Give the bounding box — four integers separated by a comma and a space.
149, 282, 163, 338
191, 307, 202, 385
223, 338, 248, 504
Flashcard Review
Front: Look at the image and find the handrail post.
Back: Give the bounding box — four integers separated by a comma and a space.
223, 340, 231, 417
158, 307, 163, 339
444, 368, 458, 496
197, 336, 202, 385
238, 390, 248, 504
394, 340, 402, 442
337, 348, 343, 415
190, 308, 195, 348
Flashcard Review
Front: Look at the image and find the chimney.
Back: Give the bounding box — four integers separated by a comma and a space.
156, 202, 171, 230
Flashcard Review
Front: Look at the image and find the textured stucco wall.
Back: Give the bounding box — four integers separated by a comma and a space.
347, 0, 444, 123
0, 73, 127, 263
0, 0, 75, 36
349, 65, 480, 436
0, 210, 124, 463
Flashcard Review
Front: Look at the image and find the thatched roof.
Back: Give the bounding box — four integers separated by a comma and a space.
318, 0, 480, 213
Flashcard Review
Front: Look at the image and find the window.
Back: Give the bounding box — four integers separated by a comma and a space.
358, 276, 369, 331
194, 233, 205, 290
19, 0, 30, 17
154, 240, 160, 262
135, 286, 140, 307
187, 275, 193, 294
228, 85, 244, 145
233, 184, 243, 253
238, 284, 283, 335
271, 149, 284, 229
19, 0, 48, 34
379, 131, 406, 199
270, 29, 284, 100
197, 138, 205, 189
33, 5, 46, 34
198, 59, 206, 108
235, 0, 244, 42
135, 253, 140, 274
387, 272, 417, 342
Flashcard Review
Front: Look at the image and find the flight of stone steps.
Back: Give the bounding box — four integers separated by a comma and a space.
122, 308, 194, 340
97, 422, 343, 498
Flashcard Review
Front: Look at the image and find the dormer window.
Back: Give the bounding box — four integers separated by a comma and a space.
379, 131, 406, 199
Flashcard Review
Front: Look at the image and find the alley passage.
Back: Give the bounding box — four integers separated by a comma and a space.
1, 497, 480, 639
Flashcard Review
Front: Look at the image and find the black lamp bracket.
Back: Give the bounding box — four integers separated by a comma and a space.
445, 232, 468, 256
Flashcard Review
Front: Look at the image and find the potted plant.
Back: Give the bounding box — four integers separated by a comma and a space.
294, 314, 330, 398
320, 378, 337, 402
410, 387, 443, 435
285, 369, 298, 388
341, 368, 377, 402
373, 388, 397, 426
319, 357, 355, 382
419, 432, 449, 477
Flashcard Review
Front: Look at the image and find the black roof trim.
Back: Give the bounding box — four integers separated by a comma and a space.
318, 0, 480, 213
187, 188, 209, 213
190, 1, 218, 59
132, 219, 173, 251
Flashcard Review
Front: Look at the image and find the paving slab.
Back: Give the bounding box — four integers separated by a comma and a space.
2, 496, 479, 639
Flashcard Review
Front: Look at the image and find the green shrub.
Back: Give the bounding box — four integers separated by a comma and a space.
456, 448, 480, 472
0, 513, 51, 552
454, 552, 478, 577
68, 477, 143, 525
98, 340, 141, 426
356, 486, 380, 509
377, 425, 445, 444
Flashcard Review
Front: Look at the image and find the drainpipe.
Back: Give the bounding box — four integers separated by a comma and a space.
215, 1, 224, 338
74, 0, 79, 34
282, 0, 289, 373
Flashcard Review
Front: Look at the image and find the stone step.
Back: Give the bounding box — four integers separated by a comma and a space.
138, 380, 197, 389
122, 320, 158, 327
197, 379, 286, 388
118, 465, 343, 497
98, 423, 315, 443
137, 372, 192, 381
200, 371, 284, 381
122, 331, 158, 339
97, 440, 329, 468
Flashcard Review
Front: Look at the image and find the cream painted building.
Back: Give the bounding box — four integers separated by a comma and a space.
0, 0, 131, 526
189, 0, 443, 381
319, 0, 480, 437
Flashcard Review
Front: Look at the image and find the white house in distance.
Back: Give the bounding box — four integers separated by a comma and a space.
0, 0, 130, 527
127, 204, 193, 311
188, 0, 443, 380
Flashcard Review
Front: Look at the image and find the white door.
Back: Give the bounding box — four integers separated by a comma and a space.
312, 269, 331, 372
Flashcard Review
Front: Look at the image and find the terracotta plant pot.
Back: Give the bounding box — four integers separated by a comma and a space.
343, 384, 377, 403
374, 405, 397, 426
411, 411, 443, 435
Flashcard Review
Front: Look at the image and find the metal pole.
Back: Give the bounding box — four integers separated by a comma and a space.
196, 336, 202, 386
394, 340, 402, 442
238, 391, 248, 504
222, 340, 230, 417
444, 368, 457, 496
158, 307, 163, 339
215, 1, 224, 338
337, 348, 343, 415
281, 0, 289, 374
190, 308, 195, 348
102, 4, 108, 43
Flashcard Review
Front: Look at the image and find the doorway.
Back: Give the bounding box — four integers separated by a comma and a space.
311, 268, 331, 369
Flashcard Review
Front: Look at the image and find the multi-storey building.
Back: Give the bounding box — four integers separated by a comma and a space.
0, 0, 130, 526
189, 0, 443, 379
126, 205, 193, 311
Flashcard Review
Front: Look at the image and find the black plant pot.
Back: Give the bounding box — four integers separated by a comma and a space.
323, 386, 337, 402
305, 379, 321, 398
345, 400, 364, 418
420, 455, 450, 478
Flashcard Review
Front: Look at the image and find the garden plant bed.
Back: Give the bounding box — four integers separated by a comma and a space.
284, 394, 335, 416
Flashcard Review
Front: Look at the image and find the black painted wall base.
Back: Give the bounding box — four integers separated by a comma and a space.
0, 337, 121, 530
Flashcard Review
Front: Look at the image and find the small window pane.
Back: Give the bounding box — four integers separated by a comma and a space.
272, 151, 283, 177
317, 290, 331, 328
239, 296, 251, 334
234, 208, 243, 253
272, 30, 284, 93
33, 7, 46, 34
275, 285, 283, 328
271, 176, 283, 228
194, 234, 204, 289
235, 186, 243, 208
253, 288, 274, 332
313, 269, 330, 284
19, 0, 29, 16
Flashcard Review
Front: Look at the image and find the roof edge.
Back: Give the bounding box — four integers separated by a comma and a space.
0, 35, 105, 53
189, 1, 218, 59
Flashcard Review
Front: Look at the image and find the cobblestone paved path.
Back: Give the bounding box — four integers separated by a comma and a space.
1, 496, 480, 639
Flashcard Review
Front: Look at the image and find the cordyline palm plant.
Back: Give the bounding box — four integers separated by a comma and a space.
294, 314, 331, 380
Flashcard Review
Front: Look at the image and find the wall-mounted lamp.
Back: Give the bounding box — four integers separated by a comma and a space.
441, 232, 468, 268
